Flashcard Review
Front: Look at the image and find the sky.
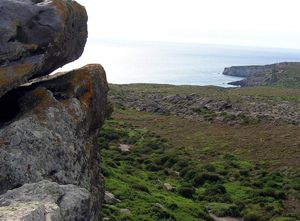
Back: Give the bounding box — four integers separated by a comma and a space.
76, 0, 300, 49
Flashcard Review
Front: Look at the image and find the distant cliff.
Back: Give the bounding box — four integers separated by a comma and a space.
223, 62, 300, 87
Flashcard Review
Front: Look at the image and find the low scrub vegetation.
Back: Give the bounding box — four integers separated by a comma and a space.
99, 119, 300, 221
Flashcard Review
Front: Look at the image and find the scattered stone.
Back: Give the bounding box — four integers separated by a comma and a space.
110, 87, 300, 125
210, 214, 243, 221
155, 203, 165, 210
120, 208, 131, 215
118, 144, 133, 152
163, 183, 173, 191
104, 191, 121, 204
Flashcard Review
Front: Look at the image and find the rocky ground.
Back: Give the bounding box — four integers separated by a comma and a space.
110, 84, 300, 125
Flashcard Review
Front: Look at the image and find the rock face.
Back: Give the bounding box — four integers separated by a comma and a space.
223, 63, 281, 78
0, 0, 88, 98
222, 62, 296, 87
0, 1, 109, 220
0, 180, 91, 221
0, 64, 111, 220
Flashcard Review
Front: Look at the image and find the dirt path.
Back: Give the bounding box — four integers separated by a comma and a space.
210, 214, 243, 221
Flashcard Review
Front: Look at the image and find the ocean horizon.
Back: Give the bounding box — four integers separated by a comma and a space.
59, 39, 300, 87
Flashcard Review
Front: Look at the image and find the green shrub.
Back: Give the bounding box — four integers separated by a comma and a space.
175, 160, 189, 170
197, 211, 214, 221
204, 164, 216, 172
148, 204, 176, 221
243, 212, 264, 221
98, 137, 109, 149
205, 184, 227, 195
145, 163, 163, 172
206, 203, 240, 217
199, 184, 231, 203
257, 188, 286, 199
131, 184, 150, 193
271, 217, 298, 221
100, 127, 123, 141
193, 173, 221, 187
178, 185, 195, 199
167, 203, 178, 210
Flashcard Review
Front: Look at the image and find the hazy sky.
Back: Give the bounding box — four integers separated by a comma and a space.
76, 0, 300, 49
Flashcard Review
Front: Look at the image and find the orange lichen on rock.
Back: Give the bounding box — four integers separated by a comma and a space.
67, 64, 107, 111
51, 0, 86, 23
14, 63, 33, 77
51, 0, 68, 21
26, 88, 58, 122
0, 62, 33, 89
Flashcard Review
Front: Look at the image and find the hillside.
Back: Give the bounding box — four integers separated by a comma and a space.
99, 84, 300, 221
223, 62, 300, 88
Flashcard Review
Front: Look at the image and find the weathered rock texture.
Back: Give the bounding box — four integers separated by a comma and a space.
0, 180, 90, 221
0, 0, 88, 98
110, 86, 300, 125
0, 64, 111, 220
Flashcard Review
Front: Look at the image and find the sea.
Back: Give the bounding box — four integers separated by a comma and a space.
59, 39, 300, 87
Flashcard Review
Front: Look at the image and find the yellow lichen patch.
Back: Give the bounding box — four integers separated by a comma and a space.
78, 81, 94, 111
66, 66, 99, 111
29, 88, 56, 122
14, 63, 33, 77
0, 62, 33, 87
51, 0, 87, 28
24, 44, 39, 52
0, 71, 10, 86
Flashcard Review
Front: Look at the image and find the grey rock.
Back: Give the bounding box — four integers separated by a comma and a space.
118, 144, 132, 152
120, 209, 131, 215
0, 64, 112, 220
0, 0, 88, 98
104, 192, 121, 204
0, 180, 90, 221
163, 183, 173, 191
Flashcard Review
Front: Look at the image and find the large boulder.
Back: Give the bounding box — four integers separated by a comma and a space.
0, 0, 88, 98
0, 64, 112, 220
0, 180, 91, 221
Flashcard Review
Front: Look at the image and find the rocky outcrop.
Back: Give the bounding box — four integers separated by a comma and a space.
0, 1, 111, 220
0, 0, 88, 98
0, 64, 111, 220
